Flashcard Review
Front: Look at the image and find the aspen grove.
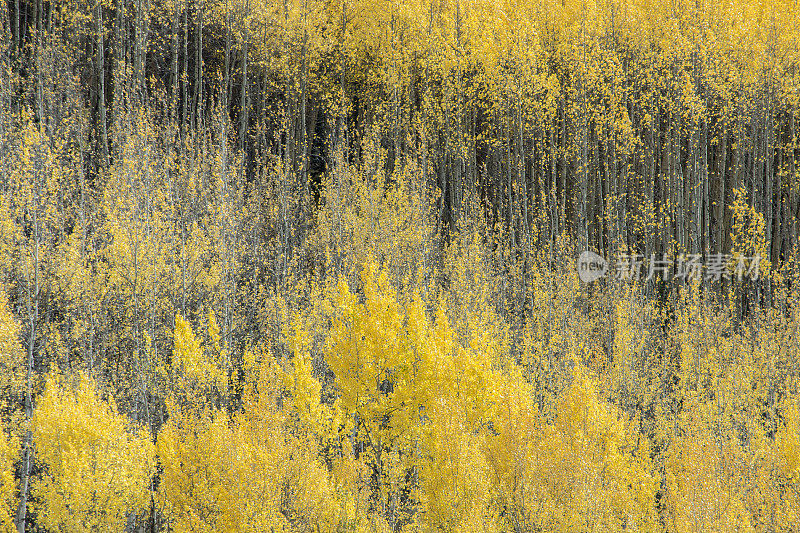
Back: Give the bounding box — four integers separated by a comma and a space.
1, 0, 800, 531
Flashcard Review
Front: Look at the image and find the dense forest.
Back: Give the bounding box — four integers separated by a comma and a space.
1, 0, 800, 531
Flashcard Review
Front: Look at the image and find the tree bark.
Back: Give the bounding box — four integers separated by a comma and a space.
96, 0, 109, 166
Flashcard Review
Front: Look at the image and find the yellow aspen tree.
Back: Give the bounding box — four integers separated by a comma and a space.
290, 259, 504, 530
418, 409, 498, 532
230, 356, 340, 532
0, 288, 24, 427
101, 115, 171, 425
157, 349, 340, 532
31, 373, 155, 533
0, 428, 14, 533
772, 397, 800, 529
163, 312, 229, 416
0, 288, 20, 533
156, 411, 241, 533
414, 300, 500, 532
5, 112, 73, 533
290, 261, 494, 528
156, 311, 234, 533
664, 393, 755, 533
487, 364, 659, 532
0, 289, 22, 533
321, 264, 417, 526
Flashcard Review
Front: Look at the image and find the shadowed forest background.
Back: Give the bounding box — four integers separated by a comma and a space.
1, 0, 800, 531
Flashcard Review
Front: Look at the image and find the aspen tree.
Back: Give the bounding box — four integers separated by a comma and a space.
31, 373, 154, 533
0, 290, 21, 533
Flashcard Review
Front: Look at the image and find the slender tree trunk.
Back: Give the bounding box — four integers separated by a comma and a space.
193, 0, 203, 130
238, 0, 249, 154
716, 119, 727, 253
182, 0, 189, 133
113, 0, 125, 135
13, 0, 19, 65
578, 6, 588, 251
790, 108, 797, 249
222, 0, 231, 114
171, 0, 180, 122
16, 210, 40, 533
96, 0, 109, 166
0, 0, 12, 123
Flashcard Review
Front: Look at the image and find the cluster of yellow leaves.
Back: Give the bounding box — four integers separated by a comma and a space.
486, 366, 658, 533
659, 283, 800, 533
0, 429, 15, 533
311, 161, 434, 292
663, 391, 800, 533
31, 374, 154, 533
777, 401, 800, 482
665, 395, 755, 533
773, 400, 800, 529
730, 187, 771, 276
156, 357, 341, 533
171, 312, 228, 394
283, 261, 661, 532
420, 403, 498, 531
0, 290, 24, 422
0, 289, 22, 533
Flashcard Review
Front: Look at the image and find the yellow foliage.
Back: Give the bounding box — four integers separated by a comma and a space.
31, 373, 154, 533
169, 312, 228, 410
487, 365, 658, 532
0, 289, 24, 426
777, 400, 800, 481
157, 357, 341, 532
665, 395, 755, 533
419, 376, 499, 533
730, 187, 771, 278
0, 428, 16, 533
5, 1, 800, 529
0, 289, 21, 533
769, 398, 800, 529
